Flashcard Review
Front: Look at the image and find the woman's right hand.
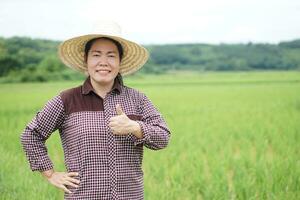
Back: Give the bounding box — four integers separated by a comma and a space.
42, 170, 80, 194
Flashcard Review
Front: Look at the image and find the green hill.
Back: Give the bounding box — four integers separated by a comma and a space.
0, 37, 300, 82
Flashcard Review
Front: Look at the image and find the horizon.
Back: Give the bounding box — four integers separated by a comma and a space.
1, 35, 299, 46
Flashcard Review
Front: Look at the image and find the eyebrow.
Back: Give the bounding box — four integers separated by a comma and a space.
90, 50, 117, 54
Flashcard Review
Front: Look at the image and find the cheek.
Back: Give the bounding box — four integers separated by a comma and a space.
87, 58, 97, 69
108, 59, 120, 69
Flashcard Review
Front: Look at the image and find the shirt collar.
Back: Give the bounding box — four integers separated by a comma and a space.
81, 76, 122, 95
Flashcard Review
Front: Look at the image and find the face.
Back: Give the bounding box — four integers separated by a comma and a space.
86, 38, 120, 87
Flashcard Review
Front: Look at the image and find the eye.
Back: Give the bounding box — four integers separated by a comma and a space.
108, 54, 116, 58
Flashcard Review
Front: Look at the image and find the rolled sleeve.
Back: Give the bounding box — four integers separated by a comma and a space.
20, 95, 65, 171
130, 95, 171, 150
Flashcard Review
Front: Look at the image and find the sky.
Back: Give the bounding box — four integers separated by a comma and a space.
0, 0, 299, 45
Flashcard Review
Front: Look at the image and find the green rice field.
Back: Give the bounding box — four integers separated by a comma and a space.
0, 71, 300, 199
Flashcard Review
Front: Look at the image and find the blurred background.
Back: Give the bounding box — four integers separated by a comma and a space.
0, 0, 299, 199
0, 0, 300, 81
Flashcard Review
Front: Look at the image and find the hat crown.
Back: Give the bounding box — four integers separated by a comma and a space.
92, 20, 122, 37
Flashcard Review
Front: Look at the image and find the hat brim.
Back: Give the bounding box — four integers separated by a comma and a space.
58, 34, 149, 76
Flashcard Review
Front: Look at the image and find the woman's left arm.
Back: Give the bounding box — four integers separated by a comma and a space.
131, 94, 171, 150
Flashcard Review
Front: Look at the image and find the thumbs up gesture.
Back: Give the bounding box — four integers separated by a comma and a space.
116, 104, 124, 116
109, 104, 142, 137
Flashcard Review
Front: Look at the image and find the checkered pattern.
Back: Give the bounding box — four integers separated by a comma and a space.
20, 80, 170, 200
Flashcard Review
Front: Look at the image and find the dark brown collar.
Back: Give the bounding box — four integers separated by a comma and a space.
81, 76, 122, 95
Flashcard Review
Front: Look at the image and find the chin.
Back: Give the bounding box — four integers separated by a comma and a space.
92, 76, 114, 85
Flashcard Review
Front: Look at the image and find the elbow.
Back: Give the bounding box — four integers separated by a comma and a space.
20, 126, 34, 148
20, 131, 31, 152
159, 132, 171, 149
147, 131, 171, 150
20, 131, 27, 147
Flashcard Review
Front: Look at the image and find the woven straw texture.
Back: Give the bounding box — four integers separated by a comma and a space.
58, 34, 149, 76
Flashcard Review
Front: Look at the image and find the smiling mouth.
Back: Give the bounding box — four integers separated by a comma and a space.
96, 69, 111, 73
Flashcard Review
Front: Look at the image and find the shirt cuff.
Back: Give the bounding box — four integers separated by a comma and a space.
128, 121, 151, 146
30, 155, 54, 172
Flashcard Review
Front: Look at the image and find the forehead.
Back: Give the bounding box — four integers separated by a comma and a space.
90, 38, 118, 51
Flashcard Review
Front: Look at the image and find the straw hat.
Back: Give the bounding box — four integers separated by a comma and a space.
58, 21, 149, 75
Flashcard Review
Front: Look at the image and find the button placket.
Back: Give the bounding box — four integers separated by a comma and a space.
103, 94, 118, 198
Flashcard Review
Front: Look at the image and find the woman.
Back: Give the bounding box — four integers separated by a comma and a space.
21, 21, 171, 200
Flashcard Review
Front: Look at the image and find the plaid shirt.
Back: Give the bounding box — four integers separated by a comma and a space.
21, 77, 170, 200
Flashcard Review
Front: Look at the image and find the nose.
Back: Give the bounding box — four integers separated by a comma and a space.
97, 56, 108, 66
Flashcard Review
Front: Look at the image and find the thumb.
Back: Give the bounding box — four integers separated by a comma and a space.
116, 104, 124, 115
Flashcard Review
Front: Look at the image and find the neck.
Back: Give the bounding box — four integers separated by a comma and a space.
90, 78, 115, 98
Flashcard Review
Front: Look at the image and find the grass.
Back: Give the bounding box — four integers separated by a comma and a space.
0, 71, 299, 199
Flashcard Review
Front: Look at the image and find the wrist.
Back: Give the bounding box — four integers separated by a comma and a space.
130, 120, 143, 139
41, 169, 54, 179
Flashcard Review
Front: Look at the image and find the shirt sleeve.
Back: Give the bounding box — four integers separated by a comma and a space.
20, 95, 65, 171
130, 94, 171, 150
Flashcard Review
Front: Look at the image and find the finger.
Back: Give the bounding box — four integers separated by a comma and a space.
109, 116, 117, 123
116, 104, 124, 115
108, 121, 117, 128
110, 127, 116, 134
111, 130, 120, 135
110, 126, 121, 135
66, 177, 80, 184
111, 128, 123, 135
60, 185, 72, 194
64, 180, 79, 188
67, 172, 79, 177
110, 127, 118, 134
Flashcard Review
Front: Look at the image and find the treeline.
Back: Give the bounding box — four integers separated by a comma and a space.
0, 37, 300, 82
144, 40, 300, 73
0, 37, 84, 82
